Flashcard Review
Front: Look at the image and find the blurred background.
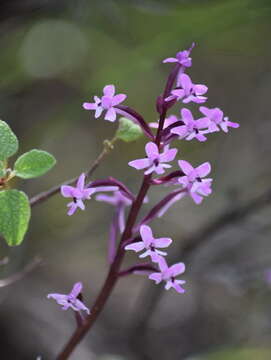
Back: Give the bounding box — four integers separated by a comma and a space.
0, 0, 271, 359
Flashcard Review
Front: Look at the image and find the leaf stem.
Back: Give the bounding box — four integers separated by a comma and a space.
30, 137, 118, 207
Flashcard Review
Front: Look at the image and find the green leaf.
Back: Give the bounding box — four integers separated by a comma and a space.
0, 120, 19, 161
14, 149, 56, 179
0, 190, 31, 246
116, 117, 143, 142
0, 161, 5, 177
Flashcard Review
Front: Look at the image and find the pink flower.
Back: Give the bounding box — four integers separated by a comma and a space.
83, 85, 127, 122
128, 142, 177, 175
125, 225, 172, 262
199, 106, 239, 133
149, 257, 186, 293
47, 282, 90, 314
61, 173, 117, 216
178, 160, 213, 204
166, 73, 207, 104
61, 173, 96, 216
171, 108, 209, 142
163, 43, 195, 68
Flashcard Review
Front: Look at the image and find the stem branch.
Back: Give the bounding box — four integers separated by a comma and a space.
30, 138, 117, 207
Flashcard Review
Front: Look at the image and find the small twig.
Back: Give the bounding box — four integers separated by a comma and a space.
30, 138, 118, 208
0, 256, 42, 288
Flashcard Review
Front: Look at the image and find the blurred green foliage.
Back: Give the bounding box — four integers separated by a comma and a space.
205, 347, 271, 360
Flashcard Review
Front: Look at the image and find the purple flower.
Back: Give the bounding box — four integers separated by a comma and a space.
83, 85, 127, 122
166, 73, 207, 104
199, 106, 239, 133
61, 173, 117, 216
163, 43, 195, 68
149, 115, 178, 129
171, 108, 209, 142
61, 173, 96, 216
125, 225, 172, 261
128, 142, 177, 175
178, 160, 213, 204
96, 190, 132, 233
47, 282, 90, 314
149, 257, 186, 293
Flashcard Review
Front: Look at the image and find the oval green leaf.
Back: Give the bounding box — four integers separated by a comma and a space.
0, 120, 19, 161
0, 190, 31, 246
14, 149, 56, 179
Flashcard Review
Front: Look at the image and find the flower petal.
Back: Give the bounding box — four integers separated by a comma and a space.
140, 225, 153, 247
149, 272, 162, 284
178, 160, 194, 175
76, 173, 86, 191
128, 158, 150, 170
103, 84, 115, 97
181, 108, 194, 123
171, 125, 188, 138
170, 89, 185, 100
169, 262, 185, 277
105, 108, 117, 122
153, 237, 172, 248
196, 162, 211, 177
194, 84, 208, 95
179, 73, 192, 91
145, 142, 159, 161
172, 280, 186, 293
125, 241, 145, 252
61, 185, 75, 198
95, 106, 103, 118
76, 199, 85, 210
112, 94, 127, 106
163, 57, 178, 63
83, 102, 96, 110
195, 117, 210, 129
199, 106, 210, 117
159, 148, 177, 163
67, 202, 77, 216
73, 299, 90, 314
70, 282, 83, 298
227, 120, 239, 129
190, 191, 203, 204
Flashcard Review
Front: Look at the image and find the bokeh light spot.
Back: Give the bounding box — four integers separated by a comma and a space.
20, 20, 88, 78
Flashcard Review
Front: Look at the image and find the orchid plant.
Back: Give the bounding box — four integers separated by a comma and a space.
0, 43, 239, 359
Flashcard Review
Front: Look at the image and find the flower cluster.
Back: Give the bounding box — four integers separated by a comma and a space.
49, 43, 239, 313
125, 224, 186, 293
